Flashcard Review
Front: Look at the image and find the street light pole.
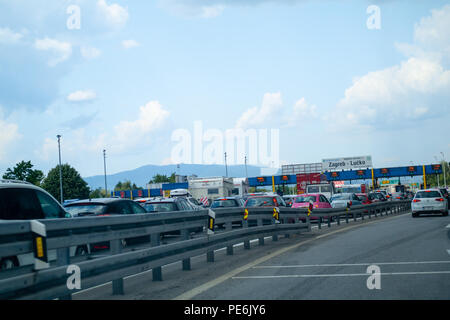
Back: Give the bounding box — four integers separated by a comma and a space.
441, 152, 447, 187
434, 156, 440, 187
103, 149, 108, 197
57, 135, 63, 204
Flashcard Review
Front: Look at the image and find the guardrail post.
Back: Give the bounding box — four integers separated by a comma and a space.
181, 229, 191, 270
337, 214, 340, 226
346, 211, 349, 224
244, 219, 251, 249
361, 210, 365, 220
56, 247, 72, 300
353, 211, 357, 222
327, 216, 331, 228
226, 221, 234, 255
111, 239, 124, 295
151, 233, 162, 281
284, 217, 290, 238
257, 218, 264, 246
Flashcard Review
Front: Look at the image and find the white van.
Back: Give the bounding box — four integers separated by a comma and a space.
305, 183, 335, 201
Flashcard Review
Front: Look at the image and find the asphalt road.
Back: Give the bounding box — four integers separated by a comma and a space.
73, 210, 450, 300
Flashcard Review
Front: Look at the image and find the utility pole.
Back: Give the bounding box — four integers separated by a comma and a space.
245, 155, 248, 178
103, 149, 108, 197
441, 152, 447, 187
435, 156, 440, 187
57, 135, 63, 204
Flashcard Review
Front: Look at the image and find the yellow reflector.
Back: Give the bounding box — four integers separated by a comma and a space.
36, 237, 44, 258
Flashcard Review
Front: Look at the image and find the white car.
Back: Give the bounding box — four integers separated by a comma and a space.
329, 193, 362, 209
411, 189, 448, 217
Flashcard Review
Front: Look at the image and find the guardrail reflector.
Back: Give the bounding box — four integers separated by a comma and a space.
31, 220, 49, 270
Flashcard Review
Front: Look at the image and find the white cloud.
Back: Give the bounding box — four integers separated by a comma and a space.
97, 0, 129, 28
81, 46, 102, 60
0, 27, 23, 44
114, 101, 170, 141
235, 92, 282, 129
0, 113, 20, 161
67, 90, 97, 102
329, 5, 450, 131
34, 37, 72, 66
122, 39, 140, 49
286, 98, 318, 127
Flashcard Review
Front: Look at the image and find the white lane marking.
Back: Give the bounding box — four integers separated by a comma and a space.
232, 271, 450, 280
173, 213, 409, 300
253, 261, 450, 269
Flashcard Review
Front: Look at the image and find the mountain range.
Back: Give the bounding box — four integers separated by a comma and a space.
83, 164, 279, 190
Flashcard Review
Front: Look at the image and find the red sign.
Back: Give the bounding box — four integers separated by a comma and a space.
407, 166, 415, 173
120, 191, 125, 198
281, 175, 289, 181
331, 172, 339, 178
138, 190, 143, 197
356, 170, 365, 176
380, 168, 389, 175
257, 177, 265, 184
296, 173, 324, 194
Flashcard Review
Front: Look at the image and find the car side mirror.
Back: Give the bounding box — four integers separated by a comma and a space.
64, 212, 72, 218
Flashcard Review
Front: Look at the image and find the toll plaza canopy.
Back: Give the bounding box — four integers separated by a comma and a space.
248, 164, 443, 187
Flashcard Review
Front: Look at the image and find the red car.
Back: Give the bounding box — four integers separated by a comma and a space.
356, 193, 372, 205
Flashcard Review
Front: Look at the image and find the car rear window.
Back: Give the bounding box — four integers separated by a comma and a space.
415, 191, 442, 198
330, 194, 351, 201
211, 199, 238, 208
144, 202, 178, 212
294, 196, 316, 203
65, 204, 107, 216
245, 197, 275, 207
307, 186, 319, 193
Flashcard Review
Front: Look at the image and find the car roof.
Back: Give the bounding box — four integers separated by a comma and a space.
146, 198, 178, 203
65, 198, 130, 206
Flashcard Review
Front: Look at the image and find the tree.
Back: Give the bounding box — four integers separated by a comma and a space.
2, 160, 44, 186
149, 173, 176, 184
41, 164, 90, 202
89, 187, 108, 199
114, 180, 141, 191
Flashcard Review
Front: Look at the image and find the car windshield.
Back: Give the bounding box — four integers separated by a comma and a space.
211, 199, 238, 208
144, 202, 178, 212
321, 185, 332, 193
246, 197, 275, 207
294, 196, 316, 203
65, 204, 106, 215
415, 191, 441, 198
330, 194, 351, 201
369, 193, 383, 199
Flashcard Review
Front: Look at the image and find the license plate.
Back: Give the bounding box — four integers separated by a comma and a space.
423, 206, 433, 210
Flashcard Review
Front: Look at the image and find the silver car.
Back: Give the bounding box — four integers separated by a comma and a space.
329, 193, 362, 209
411, 189, 448, 217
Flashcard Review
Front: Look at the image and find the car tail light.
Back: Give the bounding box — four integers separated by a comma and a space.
93, 245, 109, 249
435, 198, 444, 202
413, 199, 421, 203
349, 201, 352, 206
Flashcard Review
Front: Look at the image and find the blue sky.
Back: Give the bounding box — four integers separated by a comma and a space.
0, 0, 449, 178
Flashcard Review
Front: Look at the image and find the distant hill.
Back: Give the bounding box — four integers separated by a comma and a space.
83, 164, 277, 190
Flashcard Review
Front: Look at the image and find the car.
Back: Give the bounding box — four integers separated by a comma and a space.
143, 198, 203, 234
211, 197, 244, 209
356, 193, 372, 205
291, 194, 332, 209
368, 192, 387, 202
391, 192, 407, 200
282, 195, 296, 207
329, 193, 363, 209
244, 195, 287, 208
0, 179, 70, 270
439, 188, 449, 202
375, 189, 392, 200
291, 194, 332, 222
411, 189, 448, 217
65, 198, 148, 252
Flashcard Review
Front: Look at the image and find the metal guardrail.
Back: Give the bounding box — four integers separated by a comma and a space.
0, 200, 411, 300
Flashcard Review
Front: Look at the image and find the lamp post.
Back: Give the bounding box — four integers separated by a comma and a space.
224, 152, 228, 177
103, 149, 108, 197
441, 152, 447, 188
57, 135, 63, 204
